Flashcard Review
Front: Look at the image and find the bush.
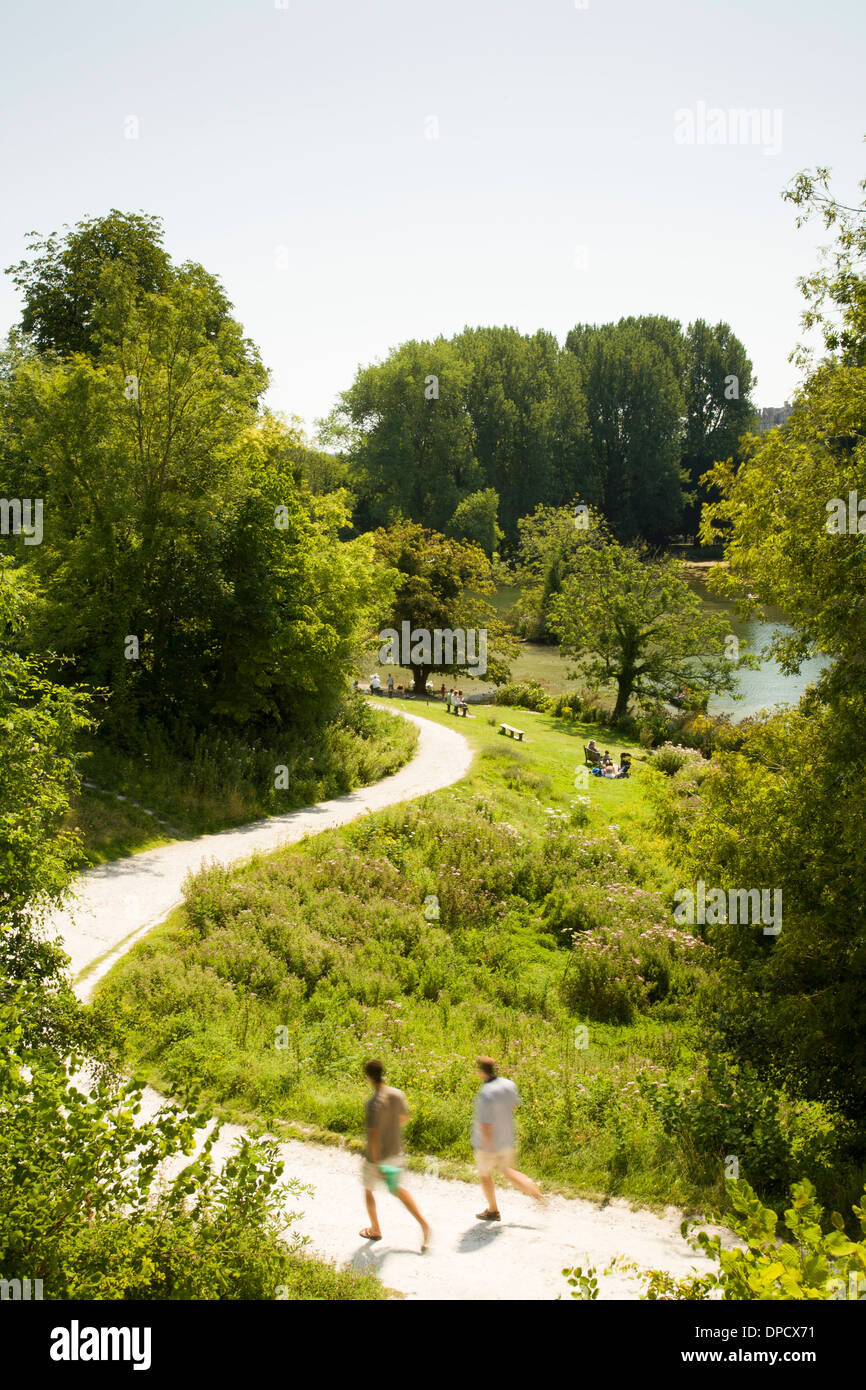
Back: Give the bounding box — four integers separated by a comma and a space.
494, 681, 553, 712
650, 742, 707, 776
0, 1022, 384, 1300
564, 1178, 866, 1300
638, 1057, 846, 1193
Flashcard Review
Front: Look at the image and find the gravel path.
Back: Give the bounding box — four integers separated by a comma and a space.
47, 704, 717, 1300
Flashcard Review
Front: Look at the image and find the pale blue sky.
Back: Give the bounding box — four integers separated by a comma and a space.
1, 0, 863, 433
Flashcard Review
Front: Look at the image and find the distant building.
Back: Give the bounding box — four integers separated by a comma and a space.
757, 402, 794, 432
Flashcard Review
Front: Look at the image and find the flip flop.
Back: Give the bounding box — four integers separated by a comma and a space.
359, 1228, 382, 1241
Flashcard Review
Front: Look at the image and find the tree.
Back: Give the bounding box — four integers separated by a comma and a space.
680, 319, 757, 535
0, 562, 94, 1052
6, 211, 172, 357
671, 153, 866, 1119
1, 251, 383, 737
513, 502, 604, 640
450, 326, 596, 543
653, 693, 866, 1116
338, 339, 479, 533
5, 210, 252, 377
371, 520, 513, 692
565, 320, 685, 543
548, 531, 743, 721
446, 487, 503, 556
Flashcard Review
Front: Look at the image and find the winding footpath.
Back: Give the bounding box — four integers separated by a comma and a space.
47, 705, 717, 1301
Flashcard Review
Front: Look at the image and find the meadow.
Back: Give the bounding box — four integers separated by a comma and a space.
96, 700, 847, 1215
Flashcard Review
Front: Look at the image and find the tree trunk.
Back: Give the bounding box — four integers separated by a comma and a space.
410, 662, 432, 696
613, 672, 633, 722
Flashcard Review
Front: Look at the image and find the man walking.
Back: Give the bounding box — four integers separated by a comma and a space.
360, 1059, 431, 1251
472, 1056, 544, 1220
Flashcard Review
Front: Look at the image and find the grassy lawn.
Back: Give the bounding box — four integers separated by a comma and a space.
65, 704, 418, 866
95, 696, 729, 1213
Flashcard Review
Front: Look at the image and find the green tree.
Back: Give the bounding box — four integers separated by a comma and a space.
666, 152, 866, 1120
450, 326, 596, 543
565, 320, 685, 543
680, 319, 757, 535
548, 531, 742, 721
446, 487, 503, 556
513, 501, 603, 640
372, 520, 513, 692
5, 210, 250, 372
0, 562, 94, 1052
338, 338, 479, 533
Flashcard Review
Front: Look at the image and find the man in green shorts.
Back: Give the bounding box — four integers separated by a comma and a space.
360, 1059, 431, 1251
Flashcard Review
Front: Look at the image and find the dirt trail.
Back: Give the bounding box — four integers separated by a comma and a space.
49, 704, 717, 1300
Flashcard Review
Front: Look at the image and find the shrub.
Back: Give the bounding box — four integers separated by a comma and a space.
638, 1057, 846, 1192
625, 1178, 866, 1300
650, 742, 706, 776
494, 681, 553, 712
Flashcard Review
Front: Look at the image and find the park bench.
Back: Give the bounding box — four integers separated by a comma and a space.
500, 723, 524, 740
584, 744, 603, 766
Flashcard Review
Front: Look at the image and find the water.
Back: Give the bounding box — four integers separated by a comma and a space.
687, 571, 828, 719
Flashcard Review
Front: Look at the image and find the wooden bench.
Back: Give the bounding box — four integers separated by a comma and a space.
500, 723, 524, 740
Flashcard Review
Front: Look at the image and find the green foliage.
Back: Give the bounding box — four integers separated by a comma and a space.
651, 698, 866, 1121
565, 318, 685, 543
447, 487, 503, 556
6, 211, 173, 357
70, 701, 418, 860
0, 1010, 382, 1300
548, 532, 746, 720
0, 563, 95, 1050
650, 742, 707, 777
372, 519, 514, 689
1, 237, 388, 740
493, 680, 553, 712
638, 1179, 866, 1301
337, 319, 755, 549
638, 1058, 846, 1193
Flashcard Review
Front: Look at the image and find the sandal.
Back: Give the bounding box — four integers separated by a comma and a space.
476, 1209, 500, 1221
359, 1227, 382, 1240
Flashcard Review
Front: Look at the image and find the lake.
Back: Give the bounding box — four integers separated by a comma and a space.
686, 570, 828, 719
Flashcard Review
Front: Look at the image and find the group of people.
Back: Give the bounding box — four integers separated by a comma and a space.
586, 739, 631, 779
359, 1056, 543, 1251
445, 687, 468, 716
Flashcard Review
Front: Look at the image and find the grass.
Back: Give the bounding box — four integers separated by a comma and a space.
94, 697, 849, 1216
95, 698, 726, 1211
65, 698, 418, 865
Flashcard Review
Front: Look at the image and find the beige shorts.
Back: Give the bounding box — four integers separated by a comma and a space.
475, 1148, 516, 1178
361, 1157, 404, 1190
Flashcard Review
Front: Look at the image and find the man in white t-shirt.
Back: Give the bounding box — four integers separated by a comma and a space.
472, 1056, 544, 1220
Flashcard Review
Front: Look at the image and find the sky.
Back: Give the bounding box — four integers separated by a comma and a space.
1, 0, 864, 436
